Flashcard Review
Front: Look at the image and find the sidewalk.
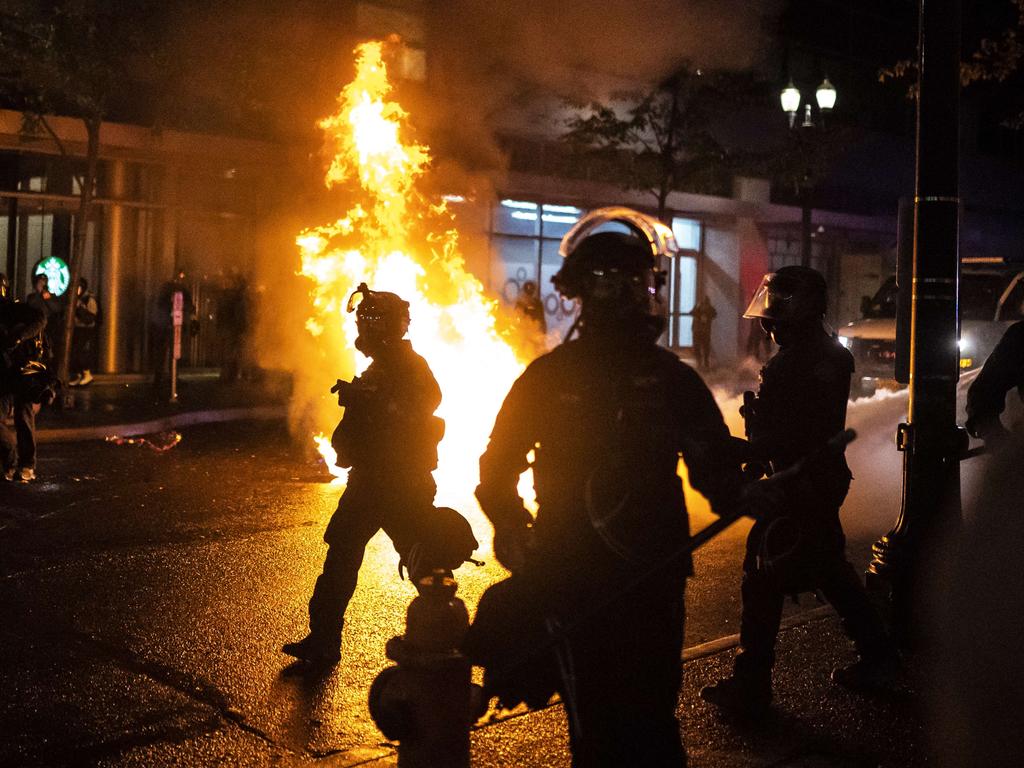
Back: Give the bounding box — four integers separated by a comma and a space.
342, 613, 927, 768
35, 369, 290, 443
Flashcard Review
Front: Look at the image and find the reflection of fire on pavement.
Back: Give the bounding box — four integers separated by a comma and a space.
105, 431, 182, 452
296, 41, 529, 522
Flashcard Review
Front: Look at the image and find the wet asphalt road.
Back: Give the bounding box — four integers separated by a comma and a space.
0, 390, 955, 767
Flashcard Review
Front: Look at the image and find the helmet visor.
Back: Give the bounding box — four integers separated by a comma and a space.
559, 207, 679, 260
742, 273, 792, 320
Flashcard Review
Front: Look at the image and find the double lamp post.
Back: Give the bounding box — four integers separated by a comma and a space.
779, 77, 837, 268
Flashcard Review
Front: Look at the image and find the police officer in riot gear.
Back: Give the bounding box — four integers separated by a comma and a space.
965, 320, 1024, 447
701, 266, 896, 718
0, 273, 48, 482
465, 208, 743, 766
283, 282, 448, 667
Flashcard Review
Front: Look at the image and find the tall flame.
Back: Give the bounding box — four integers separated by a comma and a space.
297, 42, 529, 522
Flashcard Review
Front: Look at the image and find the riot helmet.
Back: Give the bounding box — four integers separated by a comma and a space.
346, 281, 411, 356
553, 207, 676, 339
0, 273, 9, 301
743, 266, 827, 345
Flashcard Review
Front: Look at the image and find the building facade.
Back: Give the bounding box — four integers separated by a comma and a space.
0, 110, 286, 373
469, 172, 895, 364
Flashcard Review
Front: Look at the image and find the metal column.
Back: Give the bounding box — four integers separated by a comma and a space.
101, 160, 127, 373
867, 0, 962, 639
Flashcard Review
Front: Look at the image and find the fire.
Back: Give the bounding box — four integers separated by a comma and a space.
297, 41, 530, 528
313, 433, 348, 486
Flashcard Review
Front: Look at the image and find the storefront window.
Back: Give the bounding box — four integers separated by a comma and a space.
495, 199, 540, 237
673, 217, 701, 251
668, 217, 702, 348
491, 203, 703, 347
491, 199, 583, 340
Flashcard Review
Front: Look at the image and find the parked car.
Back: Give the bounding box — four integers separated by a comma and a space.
838, 264, 1024, 398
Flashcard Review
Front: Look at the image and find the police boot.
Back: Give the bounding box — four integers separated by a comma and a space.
830, 651, 900, 693
700, 651, 772, 720
700, 675, 772, 720
282, 633, 342, 667
830, 590, 900, 693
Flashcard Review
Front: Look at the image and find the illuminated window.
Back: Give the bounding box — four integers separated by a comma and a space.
668, 217, 702, 348
492, 199, 584, 338
672, 217, 701, 251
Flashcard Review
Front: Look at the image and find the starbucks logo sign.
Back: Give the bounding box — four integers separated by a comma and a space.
34, 256, 71, 297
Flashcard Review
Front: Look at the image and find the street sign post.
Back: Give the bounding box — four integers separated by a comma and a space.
170, 290, 183, 404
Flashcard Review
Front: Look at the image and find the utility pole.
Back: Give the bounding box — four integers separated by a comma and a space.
867, 0, 962, 640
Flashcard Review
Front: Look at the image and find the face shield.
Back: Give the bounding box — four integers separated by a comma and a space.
742, 267, 828, 324
742, 273, 787, 320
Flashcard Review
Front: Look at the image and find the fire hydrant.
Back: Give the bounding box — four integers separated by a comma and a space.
369, 570, 482, 768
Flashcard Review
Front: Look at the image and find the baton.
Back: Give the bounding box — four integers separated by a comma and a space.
481, 429, 858, 702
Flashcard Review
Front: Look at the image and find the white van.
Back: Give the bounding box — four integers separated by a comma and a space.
837, 264, 1024, 397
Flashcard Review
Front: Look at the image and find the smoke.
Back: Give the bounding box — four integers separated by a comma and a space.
433, 0, 768, 90
421, 0, 775, 176
187, 1, 777, 455
927, 433, 1024, 766
702, 371, 1011, 552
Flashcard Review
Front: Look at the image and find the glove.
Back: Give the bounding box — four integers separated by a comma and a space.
742, 460, 770, 482
966, 414, 1010, 449
739, 479, 786, 521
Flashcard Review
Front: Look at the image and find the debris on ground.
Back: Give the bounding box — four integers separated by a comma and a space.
104, 431, 182, 452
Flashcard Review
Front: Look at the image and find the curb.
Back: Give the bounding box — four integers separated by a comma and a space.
459, 606, 840, 740
682, 604, 835, 662
37, 404, 287, 443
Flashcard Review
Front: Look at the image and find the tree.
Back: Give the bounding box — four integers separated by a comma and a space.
881, 0, 1024, 127
0, 1, 156, 386
562, 65, 756, 221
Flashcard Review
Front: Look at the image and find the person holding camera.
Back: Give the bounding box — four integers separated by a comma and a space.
0, 274, 48, 482
282, 282, 445, 667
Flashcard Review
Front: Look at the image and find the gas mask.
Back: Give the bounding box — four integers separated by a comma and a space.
346, 282, 411, 357
553, 207, 677, 340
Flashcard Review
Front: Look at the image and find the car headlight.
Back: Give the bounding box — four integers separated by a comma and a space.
838, 335, 851, 349
958, 336, 971, 354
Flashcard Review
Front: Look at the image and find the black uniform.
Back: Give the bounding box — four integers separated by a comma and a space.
0, 301, 46, 474
467, 330, 741, 767
25, 287, 62, 359
734, 326, 889, 687
306, 339, 443, 646
966, 320, 1024, 439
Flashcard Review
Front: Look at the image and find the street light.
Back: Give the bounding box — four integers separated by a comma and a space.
815, 77, 837, 112
780, 80, 801, 127
779, 76, 838, 266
